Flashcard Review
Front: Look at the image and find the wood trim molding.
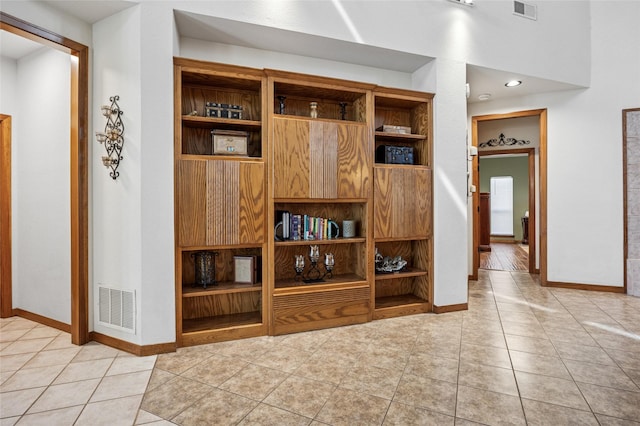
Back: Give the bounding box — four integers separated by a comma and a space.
1, 13, 90, 345
543, 281, 625, 293
433, 303, 468, 314
539, 110, 548, 285
0, 115, 11, 318
471, 109, 546, 281
89, 332, 176, 356
13, 309, 71, 333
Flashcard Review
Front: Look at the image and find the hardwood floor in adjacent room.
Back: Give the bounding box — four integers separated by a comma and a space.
481, 243, 529, 271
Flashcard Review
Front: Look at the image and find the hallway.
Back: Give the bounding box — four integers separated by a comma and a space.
481, 243, 529, 271
2, 271, 640, 424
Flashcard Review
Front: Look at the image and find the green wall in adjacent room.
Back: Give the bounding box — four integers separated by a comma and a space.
479, 155, 529, 242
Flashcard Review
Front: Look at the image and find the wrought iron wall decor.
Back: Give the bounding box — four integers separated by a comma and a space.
479, 133, 530, 148
95, 95, 124, 180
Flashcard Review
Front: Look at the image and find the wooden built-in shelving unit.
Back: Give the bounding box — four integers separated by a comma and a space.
174, 58, 434, 346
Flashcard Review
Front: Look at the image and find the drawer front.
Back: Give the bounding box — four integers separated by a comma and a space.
273, 286, 370, 335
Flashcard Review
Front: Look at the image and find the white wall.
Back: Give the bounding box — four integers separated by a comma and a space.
179, 38, 414, 89
468, 1, 640, 287
172, 0, 591, 87
0, 1, 92, 47
0, 57, 18, 114
92, 6, 145, 343
92, 3, 179, 345
5, 48, 72, 323
138, 3, 179, 344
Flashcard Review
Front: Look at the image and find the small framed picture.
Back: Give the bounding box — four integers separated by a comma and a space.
234, 256, 257, 284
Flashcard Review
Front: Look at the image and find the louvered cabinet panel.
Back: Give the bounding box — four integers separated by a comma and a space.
206, 160, 265, 245
178, 159, 264, 247
273, 118, 369, 200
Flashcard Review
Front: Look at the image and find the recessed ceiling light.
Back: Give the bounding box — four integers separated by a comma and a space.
505, 80, 522, 87
478, 93, 492, 101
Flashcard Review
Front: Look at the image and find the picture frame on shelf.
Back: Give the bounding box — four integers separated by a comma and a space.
234, 255, 257, 284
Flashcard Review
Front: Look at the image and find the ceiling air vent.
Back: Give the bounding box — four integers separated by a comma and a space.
514, 1, 537, 20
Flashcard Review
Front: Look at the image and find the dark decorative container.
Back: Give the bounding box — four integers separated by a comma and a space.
191, 251, 218, 288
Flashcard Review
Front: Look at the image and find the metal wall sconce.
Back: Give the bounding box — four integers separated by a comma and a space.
95, 95, 124, 180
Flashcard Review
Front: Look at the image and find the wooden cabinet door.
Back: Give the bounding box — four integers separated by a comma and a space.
273, 117, 369, 199
273, 117, 311, 199
374, 167, 431, 239
177, 159, 265, 246
335, 122, 370, 199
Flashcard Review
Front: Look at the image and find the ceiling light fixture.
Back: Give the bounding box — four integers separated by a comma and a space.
505, 80, 522, 87
478, 93, 492, 101
447, 0, 474, 6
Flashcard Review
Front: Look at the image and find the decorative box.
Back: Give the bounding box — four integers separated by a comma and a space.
376, 145, 414, 165
211, 130, 248, 155
376, 124, 412, 134
205, 102, 243, 119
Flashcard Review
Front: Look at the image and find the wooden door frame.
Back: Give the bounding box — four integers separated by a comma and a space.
0, 13, 89, 345
0, 115, 12, 318
471, 109, 547, 282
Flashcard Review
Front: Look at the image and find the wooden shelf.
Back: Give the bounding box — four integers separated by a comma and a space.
275, 273, 367, 292
374, 267, 427, 281
374, 236, 430, 243
179, 154, 263, 162
274, 114, 363, 125
275, 237, 365, 246
182, 115, 261, 130
374, 164, 430, 171
374, 294, 431, 320
375, 293, 428, 309
180, 244, 263, 251
182, 282, 262, 298
182, 311, 262, 333
375, 131, 426, 141
274, 198, 368, 204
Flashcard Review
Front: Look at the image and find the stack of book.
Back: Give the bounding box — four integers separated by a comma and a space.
276, 211, 337, 241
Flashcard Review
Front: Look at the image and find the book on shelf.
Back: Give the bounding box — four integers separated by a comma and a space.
275, 210, 339, 241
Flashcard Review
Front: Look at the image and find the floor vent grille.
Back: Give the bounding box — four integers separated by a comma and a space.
98, 286, 135, 333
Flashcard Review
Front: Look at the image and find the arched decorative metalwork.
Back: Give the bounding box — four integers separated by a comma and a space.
479, 133, 530, 148
95, 95, 124, 180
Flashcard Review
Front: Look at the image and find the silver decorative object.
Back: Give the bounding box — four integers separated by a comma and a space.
294, 255, 305, 274
375, 252, 408, 274
294, 245, 333, 283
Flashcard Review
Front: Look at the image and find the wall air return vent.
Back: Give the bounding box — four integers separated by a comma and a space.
98, 286, 136, 333
514, 1, 537, 20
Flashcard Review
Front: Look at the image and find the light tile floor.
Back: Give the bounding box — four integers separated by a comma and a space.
3, 270, 640, 425
0, 319, 157, 425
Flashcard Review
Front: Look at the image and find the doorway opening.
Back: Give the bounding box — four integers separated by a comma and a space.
471, 109, 547, 281
478, 152, 532, 272
0, 13, 89, 345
